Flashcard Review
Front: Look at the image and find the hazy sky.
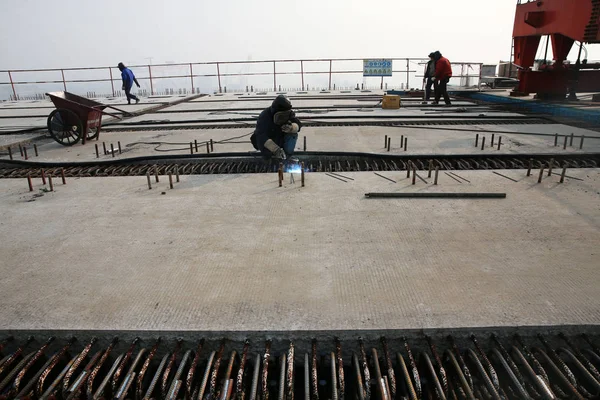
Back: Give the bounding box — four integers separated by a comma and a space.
0, 0, 552, 69
1, 0, 597, 98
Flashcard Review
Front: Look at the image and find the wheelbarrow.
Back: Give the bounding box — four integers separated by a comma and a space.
45, 91, 131, 146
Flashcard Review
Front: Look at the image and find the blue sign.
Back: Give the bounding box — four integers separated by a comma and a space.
363, 59, 393, 76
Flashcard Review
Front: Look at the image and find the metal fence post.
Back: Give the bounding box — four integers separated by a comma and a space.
301, 60, 304, 90
190, 63, 194, 93
217, 62, 222, 93
109, 67, 115, 96
8, 71, 17, 100
148, 65, 154, 95
406, 58, 410, 89
329, 60, 332, 90
61, 69, 67, 91
273, 61, 277, 92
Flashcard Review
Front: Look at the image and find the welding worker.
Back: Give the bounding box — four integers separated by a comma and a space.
432, 51, 452, 105
118, 62, 140, 105
422, 52, 437, 104
250, 95, 301, 160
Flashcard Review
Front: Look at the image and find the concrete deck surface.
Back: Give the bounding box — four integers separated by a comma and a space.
0, 169, 598, 331
5, 123, 599, 164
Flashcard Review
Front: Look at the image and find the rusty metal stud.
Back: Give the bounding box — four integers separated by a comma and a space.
412, 166, 416, 185
34, 144, 38, 157
303, 136, 306, 151
434, 166, 439, 185
23, 146, 28, 160
95, 144, 99, 158
497, 136, 502, 150
111, 143, 115, 158
475, 134, 479, 147
428, 159, 433, 178
206, 142, 210, 153
404, 137, 407, 151
384, 135, 387, 148
210, 139, 214, 152
155, 166, 159, 183
401, 135, 404, 147
195, 139, 199, 152
147, 173, 152, 190
563, 135, 568, 149
554, 133, 558, 146
41, 169, 46, 185
27, 175, 33, 191
527, 158, 533, 176
48, 176, 54, 191
8, 147, 12, 160
301, 162, 305, 187
118, 141, 122, 154
387, 137, 391, 152
560, 166, 567, 183
169, 173, 173, 189
580, 135, 585, 149
569, 133, 574, 146
547, 158, 554, 176
103, 142, 107, 155
190, 142, 194, 154
406, 161, 411, 178
175, 165, 180, 182
19, 143, 23, 156
481, 136, 486, 150
491, 133, 495, 147
538, 167, 544, 183
278, 163, 283, 187
61, 168, 66, 185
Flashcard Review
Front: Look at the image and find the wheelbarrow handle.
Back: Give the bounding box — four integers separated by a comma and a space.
101, 105, 133, 118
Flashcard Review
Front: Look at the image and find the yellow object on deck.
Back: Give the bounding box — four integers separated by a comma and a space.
382, 94, 401, 109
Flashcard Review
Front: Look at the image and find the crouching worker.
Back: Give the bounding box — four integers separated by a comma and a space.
250, 95, 301, 160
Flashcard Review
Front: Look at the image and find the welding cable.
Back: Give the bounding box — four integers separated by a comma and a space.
125, 131, 254, 152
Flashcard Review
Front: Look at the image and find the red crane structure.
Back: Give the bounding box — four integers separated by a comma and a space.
511, 0, 600, 99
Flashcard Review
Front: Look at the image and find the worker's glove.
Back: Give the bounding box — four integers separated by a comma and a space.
264, 139, 286, 160
281, 122, 299, 134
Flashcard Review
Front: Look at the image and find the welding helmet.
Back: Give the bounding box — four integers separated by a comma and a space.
271, 95, 293, 125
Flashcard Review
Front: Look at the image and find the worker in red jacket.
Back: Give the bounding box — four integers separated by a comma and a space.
432, 51, 452, 105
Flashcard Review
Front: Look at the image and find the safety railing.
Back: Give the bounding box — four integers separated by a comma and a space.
0, 58, 483, 100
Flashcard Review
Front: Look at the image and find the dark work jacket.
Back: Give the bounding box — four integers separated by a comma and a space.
424, 60, 436, 79
251, 107, 302, 154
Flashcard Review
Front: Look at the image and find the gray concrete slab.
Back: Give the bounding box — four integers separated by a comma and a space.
0, 169, 598, 331
6, 123, 598, 163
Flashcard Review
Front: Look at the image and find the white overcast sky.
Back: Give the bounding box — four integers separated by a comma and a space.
1, 0, 594, 70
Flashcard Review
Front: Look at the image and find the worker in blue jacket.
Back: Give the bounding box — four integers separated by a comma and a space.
250, 95, 301, 160
118, 62, 140, 104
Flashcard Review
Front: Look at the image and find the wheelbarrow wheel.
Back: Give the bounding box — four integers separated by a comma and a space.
86, 127, 100, 141
47, 109, 83, 146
